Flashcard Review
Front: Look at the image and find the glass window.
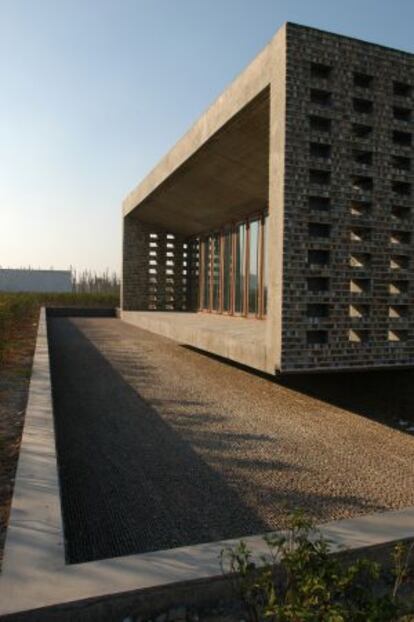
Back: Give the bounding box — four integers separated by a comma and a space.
248, 220, 260, 314
223, 230, 232, 312
198, 211, 266, 318
202, 237, 210, 309
234, 223, 246, 313
212, 233, 220, 310
263, 215, 268, 315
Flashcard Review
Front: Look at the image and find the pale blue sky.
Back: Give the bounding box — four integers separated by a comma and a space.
1, 0, 413, 273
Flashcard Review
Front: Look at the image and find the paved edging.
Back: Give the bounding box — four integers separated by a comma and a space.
0, 307, 65, 608
0, 310, 413, 621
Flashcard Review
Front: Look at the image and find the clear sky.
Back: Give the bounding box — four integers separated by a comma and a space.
1, 0, 413, 274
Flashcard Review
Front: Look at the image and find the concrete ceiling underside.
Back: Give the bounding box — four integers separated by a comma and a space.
127, 88, 270, 237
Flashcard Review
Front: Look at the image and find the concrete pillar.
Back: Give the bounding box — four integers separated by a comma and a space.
265, 25, 287, 374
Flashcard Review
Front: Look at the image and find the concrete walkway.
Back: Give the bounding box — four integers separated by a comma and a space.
47, 317, 414, 564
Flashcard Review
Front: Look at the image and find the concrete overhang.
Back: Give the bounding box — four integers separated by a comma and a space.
124, 89, 270, 236
122, 25, 283, 236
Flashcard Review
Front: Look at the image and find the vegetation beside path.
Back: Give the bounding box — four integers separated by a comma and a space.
0, 291, 119, 366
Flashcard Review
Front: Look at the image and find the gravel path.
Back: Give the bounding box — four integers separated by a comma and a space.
47, 317, 414, 564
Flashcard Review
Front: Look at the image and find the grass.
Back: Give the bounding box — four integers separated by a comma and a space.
0, 291, 119, 366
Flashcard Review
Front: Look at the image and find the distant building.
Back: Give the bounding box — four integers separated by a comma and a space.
121, 22, 413, 374
0, 269, 72, 293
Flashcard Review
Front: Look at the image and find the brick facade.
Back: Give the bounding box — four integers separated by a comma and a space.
281, 24, 414, 371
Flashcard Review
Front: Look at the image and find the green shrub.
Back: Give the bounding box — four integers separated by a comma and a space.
220, 512, 414, 621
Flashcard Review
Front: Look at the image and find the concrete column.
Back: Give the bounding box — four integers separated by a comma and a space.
265, 25, 287, 373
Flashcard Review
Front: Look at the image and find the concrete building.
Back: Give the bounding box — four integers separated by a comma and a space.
0, 269, 72, 293
121, 22, 413, 374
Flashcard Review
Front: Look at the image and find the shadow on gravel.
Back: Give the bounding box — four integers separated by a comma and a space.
279, 369, 414, 435
47, 318, 381, 564
183, 345, 414, 435
48, 317, 271, 564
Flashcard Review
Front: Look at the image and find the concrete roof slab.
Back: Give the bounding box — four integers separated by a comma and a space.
122, 23, 285, 231
126, 89, 270, 236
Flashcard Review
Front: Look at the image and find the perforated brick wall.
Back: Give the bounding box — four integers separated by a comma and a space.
281, 23, 414, 371
122, 215, 189, 311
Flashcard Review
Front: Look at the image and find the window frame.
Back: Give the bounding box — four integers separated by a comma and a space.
196, 209, 268, 319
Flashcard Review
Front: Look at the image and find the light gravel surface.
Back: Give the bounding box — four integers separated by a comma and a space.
48, 317, 414, 563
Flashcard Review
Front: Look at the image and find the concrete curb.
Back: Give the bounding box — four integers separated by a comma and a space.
0, 309, 413, 621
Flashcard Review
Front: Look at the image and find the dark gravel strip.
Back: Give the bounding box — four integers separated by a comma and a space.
48, 317, 267, 563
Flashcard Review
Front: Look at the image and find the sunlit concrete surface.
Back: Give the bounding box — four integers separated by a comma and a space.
121, 311, 268, 372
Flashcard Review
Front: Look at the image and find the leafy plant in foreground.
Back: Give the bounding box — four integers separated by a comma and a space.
220, 512, 413, 621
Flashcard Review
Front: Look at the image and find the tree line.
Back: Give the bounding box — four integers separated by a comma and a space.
70, 268, 120, 294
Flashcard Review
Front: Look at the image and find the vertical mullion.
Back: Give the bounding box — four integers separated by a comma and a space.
258, 216, 264, 318
244, 221, 250, 317
199, 239, 202, 310
263, 213, 268, 318
231, 226, 235, 314
200, 238, 205, 310
231, 226, 235, 315
209, 236, 213, 312
220, 232, 223, 313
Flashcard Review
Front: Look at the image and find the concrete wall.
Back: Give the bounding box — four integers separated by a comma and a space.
0, 269, 72, 293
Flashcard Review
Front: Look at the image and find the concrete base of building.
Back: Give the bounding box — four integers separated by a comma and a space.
121, 310, 270, 373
